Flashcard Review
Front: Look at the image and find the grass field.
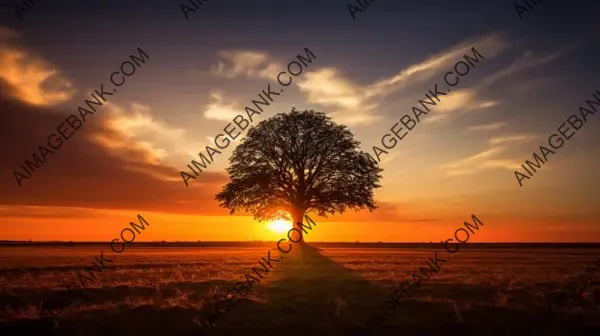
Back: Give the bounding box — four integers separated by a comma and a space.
1, 244, 599, 335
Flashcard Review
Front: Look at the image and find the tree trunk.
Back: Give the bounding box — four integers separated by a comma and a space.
289, 207, 307, 261
290, 207, 306, 245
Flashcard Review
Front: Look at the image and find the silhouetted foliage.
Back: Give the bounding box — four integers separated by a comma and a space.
215, 108, 383, 242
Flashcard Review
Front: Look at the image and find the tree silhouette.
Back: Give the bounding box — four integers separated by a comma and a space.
215, 108, 383, 244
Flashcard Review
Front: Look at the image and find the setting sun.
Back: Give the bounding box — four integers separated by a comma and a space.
268, 219, 293, 233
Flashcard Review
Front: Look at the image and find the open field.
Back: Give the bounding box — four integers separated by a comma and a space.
1, 244, 599, 335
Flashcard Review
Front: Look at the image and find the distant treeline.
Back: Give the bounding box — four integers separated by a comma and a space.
1, 241, 600, 249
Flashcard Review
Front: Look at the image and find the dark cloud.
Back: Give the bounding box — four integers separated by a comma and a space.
0, 84, 418, 222
0, 84, 229, 216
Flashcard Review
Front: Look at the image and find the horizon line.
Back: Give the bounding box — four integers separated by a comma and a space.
2, 240, 600, 244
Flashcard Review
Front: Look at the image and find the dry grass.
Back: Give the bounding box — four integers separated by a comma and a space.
0, 246, 599, 335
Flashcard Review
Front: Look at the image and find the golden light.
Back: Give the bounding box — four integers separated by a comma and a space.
267, 219, 292, 233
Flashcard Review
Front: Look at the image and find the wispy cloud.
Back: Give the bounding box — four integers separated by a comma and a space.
297, 68, 362, 109
441, 146, 521, 176
480, 48, 572, 89
423, 114, 449, 123
203, 91, 241, 121
423, 89, 499, 123
0, 27, 19, 40
427, 45, 572, 125
296, 33, 509, 126
467, 121, 507, 131
206, 34, 561, 129
363, 33, 509, 98
436, 89, 499, 113
0, 26, 75, 106
296, 68, 382, 126
210, 50, 281, 79
489, 134, 536, 145
514, 77, 556, 93
94, 102, 193, 168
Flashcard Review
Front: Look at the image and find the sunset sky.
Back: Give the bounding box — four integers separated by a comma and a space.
1, 0, 599, 242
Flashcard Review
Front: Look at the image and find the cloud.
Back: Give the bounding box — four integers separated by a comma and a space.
377, 150, 406, 166
0, 27, 19, 40
209, 51, 382, 126
441, 130, 538, 176
477, 101, 499, 109
211, 50, 282, 79
0, 27, 75, 106
363, 32, 508, 99
437, 90, 476, 113
480, 49, 571, 89
467, 122, 507, 131
423, 89, 499, 123
438, 90, 499, 114
297, 68, 362, 109
440, 146, 522, 176
0, 89, 229, 215
489, 134, 536, 145
514, 77, 556, 93
203, 133, 240, 154
296, 68, 383, 126
445, 146, 505, 168
401, 40, 570, 126
296, 33, 508, 126
206, 34, 507, 127
423, 114, 449, 123
94, 102, 196, 167
327, 111, 383, 126
430, 47, 570, 126
203, 91, 241, 121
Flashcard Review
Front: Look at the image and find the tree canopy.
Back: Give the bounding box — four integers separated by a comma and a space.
215, 108, 383, 236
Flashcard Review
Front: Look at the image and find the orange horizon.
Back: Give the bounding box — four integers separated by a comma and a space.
1, 207, 599, 243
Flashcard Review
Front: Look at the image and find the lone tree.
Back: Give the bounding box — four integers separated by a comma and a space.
215, 108, 383, 244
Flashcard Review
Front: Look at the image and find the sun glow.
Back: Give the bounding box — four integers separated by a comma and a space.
268, 219, 292, 233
